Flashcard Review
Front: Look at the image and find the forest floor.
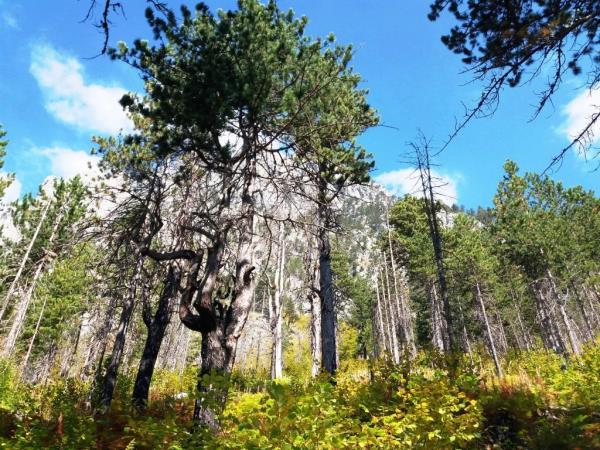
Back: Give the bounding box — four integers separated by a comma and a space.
1, 344, 599, 449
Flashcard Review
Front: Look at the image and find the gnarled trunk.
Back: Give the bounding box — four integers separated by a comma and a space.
190, 155, 257, 429
194, 327, 228, 429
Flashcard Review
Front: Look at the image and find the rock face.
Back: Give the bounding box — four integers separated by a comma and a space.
336, 183, 395, 275
233, 182, 395, 372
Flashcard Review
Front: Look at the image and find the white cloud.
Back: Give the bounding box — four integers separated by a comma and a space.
559, 87, 600, 157
0, 174, 21, 241
39, 146, 100, 180
30, 44, 133, 135
2, 174, 22, 203
1, 11, 18, 29
375, 168, 459, 206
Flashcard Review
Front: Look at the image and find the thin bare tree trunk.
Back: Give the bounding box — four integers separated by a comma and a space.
83, 298, 115, 380
572, 282, 593, 342
60, 316, 85, 378
386, 215, 416, 356
374, 275, 388, 355
2, 261, 45, 356
96, 253, 143, 413
584, 287, 600, 333
475, 279, 502, 376
547, 270, 580, 355
20, 291, 49, 377
495, 311, 509, 354
310, 291, 321, 377
533, 281, 566, 354
0, 201, 50, 322
510, 289, 532, 351
3, 206, 63, 357
414, 144, 453, 352
378, 272, 394, 355
269, 224, 285, 379
387, 249, 407, 354
457, 301, 474, 366
430, 282, 445, 351
382, 264, 400, 363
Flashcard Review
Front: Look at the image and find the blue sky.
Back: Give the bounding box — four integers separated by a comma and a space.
1, 0, 599, 208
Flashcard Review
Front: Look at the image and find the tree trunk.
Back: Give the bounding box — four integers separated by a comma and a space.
572, 283, 594, 342
584, 286, 600, 334
132, 265, 180, 411
416, 147, 453, 352
83, 298, 115, 380
495, 311, 509, 354
475, 279, 502, 376
60, 316, 85, 378
430, 282, 445, 351
96, 253, 143, 413
382, 264, 400, 363
193, 327, 228, 429
20, 290, 49, 377
510, 289, 532, 351
269, 224, 285, 379
192, 155, 257, 429
547, 270, 580, 355
0, 201, 50, 322
533, 280, 567, 354
2, 260, 45, 357
317, 201, 337, 374
457, 301, 474, 366
386, 214, 416, 356
374, 275, 388, 356
3, 206, 63, 357
309, 291, 322, 377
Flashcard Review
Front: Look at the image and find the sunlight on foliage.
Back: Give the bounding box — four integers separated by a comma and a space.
1, 344, 598, 449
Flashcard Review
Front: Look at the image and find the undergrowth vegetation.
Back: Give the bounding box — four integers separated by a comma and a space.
1, 344, 599, 449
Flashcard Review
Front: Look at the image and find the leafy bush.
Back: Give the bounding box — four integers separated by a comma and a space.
0, 345, 598, 449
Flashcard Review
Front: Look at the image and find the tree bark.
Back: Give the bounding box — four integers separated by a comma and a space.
309, 291, 322, 377
547, 269, 580, 355
533, 280, 567, 355
20, 289, 49, 378
430, 282, 445, 352
386, 214, 416, 356
193, 327, 228, 429
0, 201, 50, 322
317, 200, 337, 374
475, 279, 502, 376
457, 301, 474, 366
416, 146, 453, 352
374, 275, 388, 356
269, 224, 285, 379
572, 283, 594, 342
132, 265, 180, 411
96, 253, 143, 413
382, 263, 400, 363
3, 206, 63, 357
2, 260, 45, 357
191, 155, 257, 428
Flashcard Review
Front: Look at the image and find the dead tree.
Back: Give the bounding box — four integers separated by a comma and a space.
410, 136, 454, 352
